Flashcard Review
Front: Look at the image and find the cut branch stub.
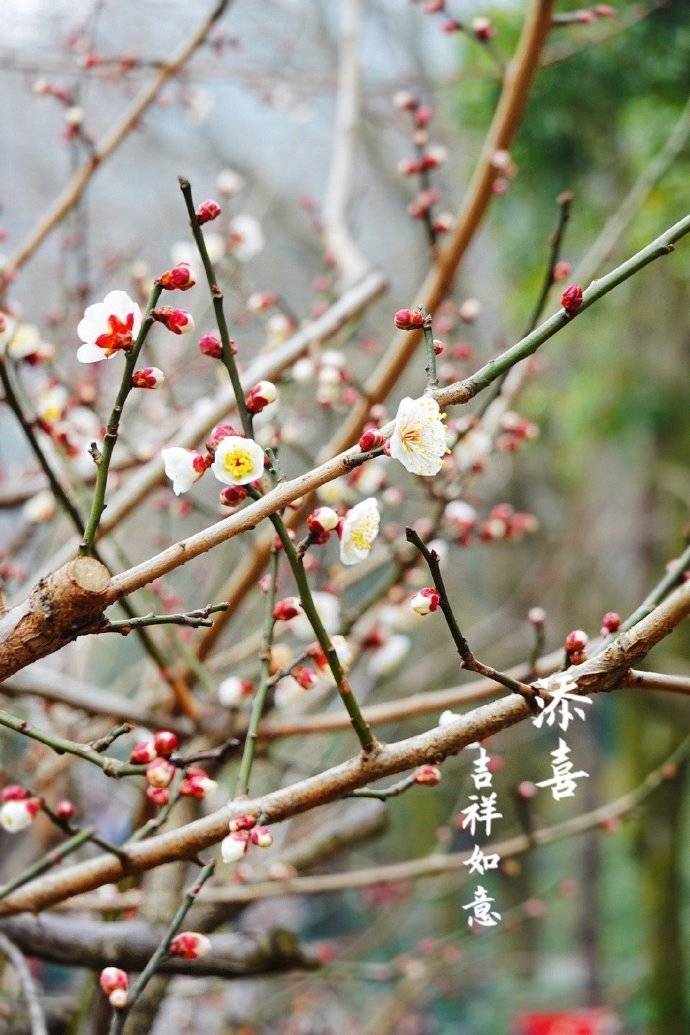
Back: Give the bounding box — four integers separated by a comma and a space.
0, 557, 110, 681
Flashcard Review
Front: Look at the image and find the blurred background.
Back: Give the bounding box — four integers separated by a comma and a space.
1, 1, 689, 1032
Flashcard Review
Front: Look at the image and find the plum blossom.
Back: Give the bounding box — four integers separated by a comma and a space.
389, 396, 448, 476
161, 447, 209, 495
77, 290, 142, 363
340, 498, 380, 565
217, 676, 253, 707
228, 215, 265, 261
0, 798, 39, 832
211, 435, 266, 486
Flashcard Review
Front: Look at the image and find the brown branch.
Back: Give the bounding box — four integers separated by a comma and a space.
1, 578, 687, 917
0, 916, 318, 979
4, 0, 233, 278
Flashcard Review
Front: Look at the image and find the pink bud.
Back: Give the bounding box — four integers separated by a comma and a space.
198, 333, 223, 358
100, 967, 128, 1002
358, 427, 384, 452
291, 665, 318, 689
219, 484, 248, 507
472, 16, 496, 40
159, 262, 196, 291
307, 506, 339, 537
1, 785, 28, 802
528, 607, 546, 626
410, 587, 442, 616
169, 932, 211, 960
152, 306, 195, 335
564, 629, 589, 654
153, 730, 179, 757
560, 284, 583, 314
207, 422, 241, 451
196, 199, 221, 225
129, 740, 157, 765
250, 825, 273, 848
179, 768, 217, 799
56, 800, 76, 820
553, 259, 572, 282
245, 380, 277, 413
273, 596, 302, 622
600, 611, 621, 635
228, 814, 257, 834
414, 764, 442, 786
516, 780, 537, 800
415, 104, 433, 128
146, 785, 170, 807
131, 366, 165, 389
146, 757, 175, 789
394, 307, 425, 330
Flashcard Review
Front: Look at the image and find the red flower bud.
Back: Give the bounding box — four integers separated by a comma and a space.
198, 333, 223, 358
55, 800, 76, 820
131, 366, 165, 389
560, 284, 583, 315
358, 427, 385, 452
219, 484, 248, 506
100, 967, 128, 1008
273, 596, 302, 622
169, 932, 211, 960
159, 262, 196, 291
129, 740, 157, 764
153, 730, 179, 757
152, 306, 195, 335
196, 199, 221, 225
1, 784, 29, 802
600, 611, 621, 635
414, 764, 442, 786
146, 757, 175, 788
564, 629, 589, 654
146, 785, 170, 807
307, 506, 339, 538
245, 380, 277, 414
394, 307, 425, 331
228, 813, 257, 833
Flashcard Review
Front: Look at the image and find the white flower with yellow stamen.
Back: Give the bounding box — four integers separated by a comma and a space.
211, 435, 265, 487
389, 395, 448, 477
339, 497, 380, 566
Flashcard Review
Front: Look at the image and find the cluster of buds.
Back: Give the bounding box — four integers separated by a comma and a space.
152, 306, 195, 335
158, 262, 196, 291
393, 93, 452, 242
245, 380, 278, 414
129, 730, 180, 806
478, 504, 539, 543
0, 785, 41, 833
561, 284, 584, 315
306, 506, 340, 545
131, 366, 165, 390
554, 5, 616, 26
415, 2, 498, 41
99, 967, 128, 1009
196, 198, 222, 225
564, 628, 589, 665
495, 410, 539, 453
409, 586, 442, 616
220, 814, 273, 864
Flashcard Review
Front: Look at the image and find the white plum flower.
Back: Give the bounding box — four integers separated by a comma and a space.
228, 215, 265, 262
161, 447, 208, 495
389, 395, 448, 477
340, 497, 380, 565
211, 435, 265, 486
0, 799, 37, 833
77, 290, 142, 364
217, 168, 245, 197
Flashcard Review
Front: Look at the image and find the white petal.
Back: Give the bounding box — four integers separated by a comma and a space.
211, 436, 265, 486
77, 341, 107, 363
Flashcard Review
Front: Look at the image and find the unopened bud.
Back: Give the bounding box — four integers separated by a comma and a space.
410, 587, 441, 616
146, 757, 175, 789
198, 333, 223, 358
159, 262, 196, 291
358, 427, 384, 452
394, 307, 425, 330
169, 932, 211, 960
273, 596, 302, 622
414, 764, 442, 786
560, 284, 583, 315
129, 740, 158, 764
132, 366, 165, 389
564, 629, 589, 654
153, 307, 195, 335
153, 730, 179, 757
196, 199, 221, 225
245, 380, 277, 413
